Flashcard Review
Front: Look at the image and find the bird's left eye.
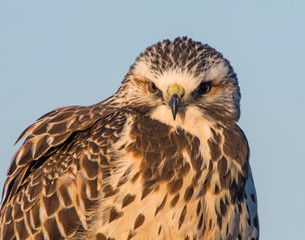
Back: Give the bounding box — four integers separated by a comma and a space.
197, 82, 212, 94
148, 82, 159, 93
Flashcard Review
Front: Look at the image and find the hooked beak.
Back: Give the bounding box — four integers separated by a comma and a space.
167, 83, 185, 120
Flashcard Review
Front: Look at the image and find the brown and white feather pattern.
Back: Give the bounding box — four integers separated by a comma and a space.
0, 37, 259, 240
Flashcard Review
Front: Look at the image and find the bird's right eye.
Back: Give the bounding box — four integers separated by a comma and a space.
148, 82, 159, 93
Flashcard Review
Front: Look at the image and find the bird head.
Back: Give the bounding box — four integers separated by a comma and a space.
117, 37, 241, 126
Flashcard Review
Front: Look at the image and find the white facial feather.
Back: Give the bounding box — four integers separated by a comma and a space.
134, 58, 230, 98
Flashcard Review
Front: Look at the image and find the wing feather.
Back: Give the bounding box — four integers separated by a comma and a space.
0, 102, 129, 239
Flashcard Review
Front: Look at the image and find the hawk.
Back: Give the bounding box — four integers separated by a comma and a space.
0, 37, 259, 240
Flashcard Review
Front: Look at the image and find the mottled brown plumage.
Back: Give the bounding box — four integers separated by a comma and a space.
0, 37, 259, 239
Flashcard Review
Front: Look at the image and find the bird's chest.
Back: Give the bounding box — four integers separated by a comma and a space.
89, 120, 232, 240
93, 153, 209, 240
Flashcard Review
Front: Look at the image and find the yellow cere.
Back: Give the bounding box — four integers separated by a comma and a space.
167, 83, 185, 98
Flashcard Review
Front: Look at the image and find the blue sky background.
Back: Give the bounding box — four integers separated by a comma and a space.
0, 1, 304, 239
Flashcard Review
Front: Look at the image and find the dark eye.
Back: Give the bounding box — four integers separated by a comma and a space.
148, 82, 159, 93
197, 82, 211, 94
